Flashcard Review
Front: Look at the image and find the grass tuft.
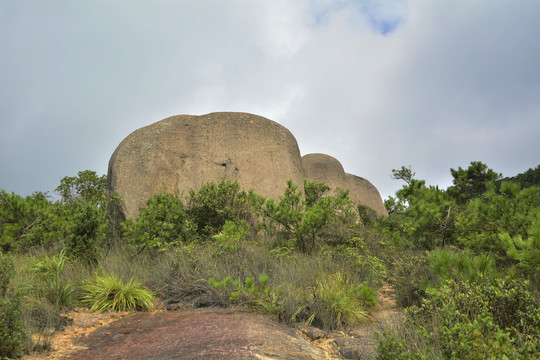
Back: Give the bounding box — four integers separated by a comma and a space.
81, 273, 154, 312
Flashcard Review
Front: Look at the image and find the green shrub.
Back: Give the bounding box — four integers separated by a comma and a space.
0, 254, 27, 359
187, 178, 253, 239
213, 220, 251, 251
458, 182, 540, 258
81, 272, 154, 312
250, 180, 357, 253
304, 180, 330, 207
65, 201, 103, 264
0, 190, 65, 253
377, 277, 540, 359
391, 254, 433, 308
123, 192, 194, 253
322, 237, 389, 287
428, 248, 498, 284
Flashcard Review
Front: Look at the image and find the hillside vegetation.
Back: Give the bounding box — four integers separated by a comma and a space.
1, 162, 539, 359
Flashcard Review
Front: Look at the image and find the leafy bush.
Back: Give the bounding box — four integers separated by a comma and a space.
65, 201, 103, 264
55, 170, 107, 206
213, 220, 251, 251
0, 254, 27, 358
123, 192, 194, 253
250, 180, 357, 253
0, 190, 66, 253
391, 254, 433, 308
186, 178, 253, 239
377, 277, 540, 359
304, 180, 330, 207
428, 248, 498, 284
458, 182, 540, 258
82, 273, 154, 312
322, 237, 388, 287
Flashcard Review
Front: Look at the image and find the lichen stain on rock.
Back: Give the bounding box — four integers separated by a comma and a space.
65, 309, 326, 360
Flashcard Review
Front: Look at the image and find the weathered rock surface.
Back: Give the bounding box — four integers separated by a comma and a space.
302, 153, 349, 191
108, 112, 305, 219
345, 174, 387, 217
64, 309, 326, 360
302, 153, 387, 217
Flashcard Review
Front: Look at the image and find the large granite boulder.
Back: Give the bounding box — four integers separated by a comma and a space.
108, 112, 305, 219
345, 173, 387, 217
302, 153, 387, 217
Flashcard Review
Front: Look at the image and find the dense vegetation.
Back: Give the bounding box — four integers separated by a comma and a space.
0, 162, 539, 359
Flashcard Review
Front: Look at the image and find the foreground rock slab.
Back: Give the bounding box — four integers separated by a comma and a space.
65, 308, 325, 360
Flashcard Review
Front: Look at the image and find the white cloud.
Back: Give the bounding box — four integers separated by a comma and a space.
1, 0, 539, 200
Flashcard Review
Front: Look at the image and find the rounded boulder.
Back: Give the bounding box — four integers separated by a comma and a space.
108, 112, 305, 219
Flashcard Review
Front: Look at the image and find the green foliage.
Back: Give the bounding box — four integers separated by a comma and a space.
304, 180, 330, 207
0, 190, 65, 253
381, 184, 458, 250
458, 182, 540, 258
499, 164, 540, 189
500, 225, 540, 280
448, 161, 501, 204
65, 201, 103, 264
81, 272, 154, 312
391, 166, 415, 185
186, 178, 252, 239
123, 192, 194, 253
251, 180, 356, 253
391, 254, 432, 308
322, 237, 388, 287
1, 171, 118, 255
357, 204, 378, 226
428, 248, 498, 284
208, 274, 282, 315
55, 170, 107, 206
30, 251, 75, 308
0, 254, 27, 359
213, 220, 251, 251
302, 272, 375, 330
382, 167, 459, 250
377, 278, 540, 359
375, 331, 422, 360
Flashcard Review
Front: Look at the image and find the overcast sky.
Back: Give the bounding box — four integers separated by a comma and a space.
1, 0, 539, 200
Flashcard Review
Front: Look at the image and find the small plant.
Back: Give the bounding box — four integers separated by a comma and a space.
297, 272, 376, 330
213, 220, 250, 251
208, 274, 282, 315
30, 250, 75, 307
81, 272, 154, 312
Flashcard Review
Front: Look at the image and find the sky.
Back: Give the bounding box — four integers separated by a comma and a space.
1, 0, 539, 201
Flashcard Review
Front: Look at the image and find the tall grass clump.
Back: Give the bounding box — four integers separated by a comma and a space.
30, 250, 75, 308
82, 272, 154, 312
297, 272, 376, 330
